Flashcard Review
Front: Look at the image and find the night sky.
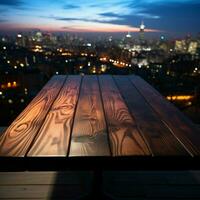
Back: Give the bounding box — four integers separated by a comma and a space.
0, 0, 200, 36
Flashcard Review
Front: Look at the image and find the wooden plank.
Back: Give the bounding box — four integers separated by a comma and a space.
129, 75, 200, 156
69, 75, 110, 156
0, 171, 93, 185
0, 185, 85, 199
98, 75, 150, 156
114, 76, 189, 156
0, 76, 66, 157
27, 76, 82, 157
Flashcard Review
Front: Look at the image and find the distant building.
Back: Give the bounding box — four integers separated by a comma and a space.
123, 32, 133, 49
126, 32, 132, 38
139, 21, 145, 42
188, 41, 198, 54
175, 40, 187, 53
35, 31, 43, 43
16, 34, 27, 47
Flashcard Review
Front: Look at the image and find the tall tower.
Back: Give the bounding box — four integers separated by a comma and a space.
139, 21, 145, 42
126, 31, 132, 38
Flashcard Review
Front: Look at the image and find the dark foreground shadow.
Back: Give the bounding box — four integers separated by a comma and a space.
49, 171, 200, 200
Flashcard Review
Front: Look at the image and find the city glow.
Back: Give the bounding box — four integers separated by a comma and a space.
167, 95, 194, 101
1, 81, 18, 89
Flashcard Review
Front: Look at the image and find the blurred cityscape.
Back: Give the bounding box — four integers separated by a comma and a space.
0, 22, 200, 126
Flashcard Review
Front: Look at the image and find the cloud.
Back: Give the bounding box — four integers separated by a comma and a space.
100, 11, 160, 20
52, 16, 122, 24
141, 1, 200, 33
136, 13, 160, 19
1, 0, 199, 34
60, 20, 159, 32
0, 19, 7, 23
96, 2, 160, 20
0, 0, 22, 7
100, 12, 122, 18
136, 0, 200, 5
63, 4, 80, 10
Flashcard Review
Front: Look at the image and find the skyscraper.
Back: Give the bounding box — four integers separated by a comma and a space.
139, 21, 145, 42
126, 31, 132, 38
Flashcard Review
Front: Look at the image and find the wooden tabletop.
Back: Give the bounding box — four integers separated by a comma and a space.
0, 75, 199, 160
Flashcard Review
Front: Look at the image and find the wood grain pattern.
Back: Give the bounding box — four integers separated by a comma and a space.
0, 185, 85, 199
27, 76, 82, 157
98, 75, 150, 156
129, 75, 200, 156
0, 171, 92, 185
0, 76, 66, 157
114, 76, 189, 156
69, 75, 110, 156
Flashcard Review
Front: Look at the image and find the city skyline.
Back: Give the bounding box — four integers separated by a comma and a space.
0, 0, 200, 36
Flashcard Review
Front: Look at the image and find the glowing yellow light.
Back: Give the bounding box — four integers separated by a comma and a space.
101, 65, 107, 72
7, 82, 11, 88
167, 95, 193, 101
62, 53, 72, 56
20, 63, 24, 67
35, 45, 42, 49
13, 81, 17, 87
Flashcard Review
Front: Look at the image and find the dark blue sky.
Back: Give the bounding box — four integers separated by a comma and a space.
0, 0, 200, 36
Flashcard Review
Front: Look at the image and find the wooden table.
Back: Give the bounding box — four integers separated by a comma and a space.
0, 75, 200, 165
0, 75, 199, 199
0, 75, 200, 158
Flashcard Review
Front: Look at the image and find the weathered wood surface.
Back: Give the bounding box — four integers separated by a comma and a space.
129, 75, 200, 156
69, 76, 110, 156
27, 76, 82, 157
0, 76, 66, 157
0, 75, 199, 158
114, 76, 189, 156
0, 171, 200, 199
0, 171, 92, 185
0, 185, 85, 199
99, 76, 150, 156
1, 171, 200, 200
